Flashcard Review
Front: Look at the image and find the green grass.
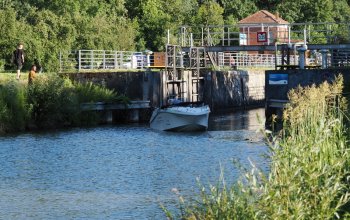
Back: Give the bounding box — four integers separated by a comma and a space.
168, 76, 350, 220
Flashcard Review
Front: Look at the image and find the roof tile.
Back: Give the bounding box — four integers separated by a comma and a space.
238, 10, 289, 24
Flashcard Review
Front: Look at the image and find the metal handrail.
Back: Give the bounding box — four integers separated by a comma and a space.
176, 22, 350, 47
59, 50, 155, 72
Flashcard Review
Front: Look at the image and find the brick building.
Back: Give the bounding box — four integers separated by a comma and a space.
238, 10, 289, 49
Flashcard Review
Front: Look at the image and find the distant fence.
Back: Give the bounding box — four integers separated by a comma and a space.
218, 53, 285, 68
216, 52, 317, 68
59, 50, 154, 72
60, 49, 349, 72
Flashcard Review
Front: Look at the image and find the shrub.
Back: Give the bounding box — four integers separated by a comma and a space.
27, 74, 79, 128
0, 73, 131, 132
74, 81, 128, 103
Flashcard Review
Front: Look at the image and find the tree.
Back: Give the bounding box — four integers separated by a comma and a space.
220, 0, 257, 21
276, 0, 334, 23
254, 0, 280, 11
139, 0, 171, 51
193, 0, 224, 45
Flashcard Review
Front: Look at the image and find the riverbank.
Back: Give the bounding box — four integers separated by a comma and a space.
170, 76, 350, 219
0, 73, 128, 134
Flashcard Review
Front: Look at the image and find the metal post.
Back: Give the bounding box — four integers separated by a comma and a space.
207, 27, 210, 46
222, 27, 225, 46
90, 50, 93, 70
304, 28, 307, 45
103, 50, 106, 69
167, 29, 170, 44
190, 33, 193, 47
78, 50, 81, 71
201, 27, 204, 46
320, 49, 328, 69
121, 51, 123, 68
248, 27, 250, 45
274, 43, 277, 70
146, 54, 151, 67
114, 51, 118, 69
288, 26, 291, 44
297, 45, 307, 69
228, 27, 230, 46
181, 27, 184, 46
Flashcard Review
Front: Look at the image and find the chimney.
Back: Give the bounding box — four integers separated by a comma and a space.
275, 12, 280, 20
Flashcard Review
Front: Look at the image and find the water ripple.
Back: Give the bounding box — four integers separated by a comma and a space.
0, 109, 268, 219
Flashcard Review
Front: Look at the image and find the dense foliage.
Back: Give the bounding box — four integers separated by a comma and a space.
168, 77, 350, 219
0, 0, 349, 72
0, 74, 128, 133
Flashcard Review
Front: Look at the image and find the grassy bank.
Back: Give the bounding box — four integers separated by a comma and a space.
0, 73, 128, 134
168, 77, 350, 219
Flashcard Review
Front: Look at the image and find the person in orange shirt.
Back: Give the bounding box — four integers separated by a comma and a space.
28, 65, 37, 84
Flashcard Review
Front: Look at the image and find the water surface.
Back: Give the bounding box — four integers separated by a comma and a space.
0, 108, 267, 219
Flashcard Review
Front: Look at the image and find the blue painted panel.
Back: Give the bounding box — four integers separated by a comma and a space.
269, 73, 288, 85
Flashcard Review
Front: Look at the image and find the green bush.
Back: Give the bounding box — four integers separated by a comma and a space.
74, 81, 128, 103
0, 73, 129, 132
27, 74, 79, 128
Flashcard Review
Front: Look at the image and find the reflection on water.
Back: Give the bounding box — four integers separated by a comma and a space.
0, 108, 267, 219
209, 108, 265, 131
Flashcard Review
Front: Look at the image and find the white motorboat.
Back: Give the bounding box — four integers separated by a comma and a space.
150, 102, 210, 132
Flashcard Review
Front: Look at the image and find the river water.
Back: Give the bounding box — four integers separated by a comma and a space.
0, 108, 268, 219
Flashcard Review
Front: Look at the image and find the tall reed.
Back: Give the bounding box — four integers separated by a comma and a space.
258, 76, 350, 219
172, 76, 350, 219
0, 80, 29, 133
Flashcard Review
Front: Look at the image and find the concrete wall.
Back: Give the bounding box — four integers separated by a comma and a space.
265, 68, 350, 101
265, 68, 350, 124
203, 70, 265, 112
62, 70, 265, 113
61, 71, 162, 107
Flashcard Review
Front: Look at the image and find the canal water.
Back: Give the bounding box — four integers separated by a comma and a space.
0, 108, 268, 219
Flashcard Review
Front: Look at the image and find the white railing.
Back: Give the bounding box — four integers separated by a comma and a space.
60, 49, 347, 72
217, 52, 299, 68
60, 50, 154, 72
176, 22, 350, 47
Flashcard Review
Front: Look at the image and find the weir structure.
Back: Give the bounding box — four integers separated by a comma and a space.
60, 22, 350, 123
163, 22, 350, 108
162, 45, 206, 106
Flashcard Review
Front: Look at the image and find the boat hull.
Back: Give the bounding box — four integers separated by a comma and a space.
150, 106, 210, 132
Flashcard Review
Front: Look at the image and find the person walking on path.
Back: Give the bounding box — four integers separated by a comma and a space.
13, 43, 25, 80
28, 65, 36, 85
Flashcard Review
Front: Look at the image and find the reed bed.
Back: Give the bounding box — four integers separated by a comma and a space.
170, 76, 350, 219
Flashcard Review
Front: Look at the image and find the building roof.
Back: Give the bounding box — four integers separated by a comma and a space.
238, 10, 289, 25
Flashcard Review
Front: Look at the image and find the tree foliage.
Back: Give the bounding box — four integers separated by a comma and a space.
0, 0, 349, 71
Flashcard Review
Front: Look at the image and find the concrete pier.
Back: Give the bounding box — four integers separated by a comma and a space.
80, 101, 150, 123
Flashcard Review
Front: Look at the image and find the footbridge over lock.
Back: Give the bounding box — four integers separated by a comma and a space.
168, 22, 350, 69
167, 22, 350, 126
